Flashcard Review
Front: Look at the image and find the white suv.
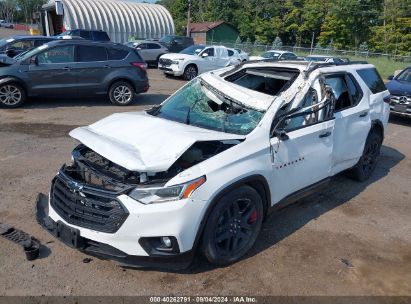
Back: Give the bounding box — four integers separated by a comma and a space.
37, 61, 390, 269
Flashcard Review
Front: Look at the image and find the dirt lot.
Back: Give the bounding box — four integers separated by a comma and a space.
0, 65, 410, 296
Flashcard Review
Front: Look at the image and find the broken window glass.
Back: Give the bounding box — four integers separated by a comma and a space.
150, 78, 265, 135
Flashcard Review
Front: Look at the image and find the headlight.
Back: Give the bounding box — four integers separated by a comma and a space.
129, 176, 206, 204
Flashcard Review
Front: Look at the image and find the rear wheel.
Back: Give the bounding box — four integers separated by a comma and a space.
109, 81, 135, 106
348, 131, 382, 181
183, 64, 197, 80
0, 83, 26, 108
202, 185, 263, 266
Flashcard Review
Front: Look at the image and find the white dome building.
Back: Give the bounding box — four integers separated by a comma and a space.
42, 0, 175, 43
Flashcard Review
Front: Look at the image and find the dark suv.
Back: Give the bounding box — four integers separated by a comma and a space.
0, 40, 149, 108
0, 36, 56, 57
159, 35, 194, 52
58, 29, 110, 42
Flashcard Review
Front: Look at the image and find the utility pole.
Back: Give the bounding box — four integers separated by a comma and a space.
186, 0, 192, 37
310, 32, 315, 55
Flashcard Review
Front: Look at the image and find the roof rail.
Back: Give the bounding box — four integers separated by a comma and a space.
304, 61, 369, 75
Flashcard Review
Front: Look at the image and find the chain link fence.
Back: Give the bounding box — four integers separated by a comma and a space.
207, 40, 411, 63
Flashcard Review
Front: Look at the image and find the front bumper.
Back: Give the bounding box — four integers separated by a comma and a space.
36, 193, 195, 270
158, 64, 184, 76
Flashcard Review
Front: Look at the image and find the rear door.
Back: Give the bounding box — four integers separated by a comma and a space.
27, 44, 77, 96
323, 73, 371, 174
73, 44, 110, 95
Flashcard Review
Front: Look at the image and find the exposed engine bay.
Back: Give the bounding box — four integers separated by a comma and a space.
62, 141, 240, 192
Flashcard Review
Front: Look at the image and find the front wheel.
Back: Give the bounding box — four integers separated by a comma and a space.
348, 131, 382, 181
0, 83, 26, 108
108, 81, 135, 106
201, 185, 264, 266
183, 64, 197, 80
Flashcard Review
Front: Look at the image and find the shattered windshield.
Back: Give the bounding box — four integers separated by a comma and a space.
149, 78, 265, 135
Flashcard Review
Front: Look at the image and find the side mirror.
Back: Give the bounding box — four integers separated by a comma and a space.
136, 47, 142, 50
273, 128, 289, 140
387, 75, 394, 80
201, 53, 209, 58
30, 56, 38, 65
5, 48, 15, 57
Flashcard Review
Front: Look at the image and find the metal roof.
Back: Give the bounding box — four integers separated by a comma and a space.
45, 0, 175, 43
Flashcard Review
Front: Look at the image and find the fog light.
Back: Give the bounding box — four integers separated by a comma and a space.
161, 236, 172, 248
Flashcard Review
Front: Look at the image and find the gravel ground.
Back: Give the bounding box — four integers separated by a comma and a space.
0, 59, 410, 296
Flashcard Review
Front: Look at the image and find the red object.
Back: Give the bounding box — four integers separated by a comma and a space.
248, 209, 258, 224
131, 62, 147, 72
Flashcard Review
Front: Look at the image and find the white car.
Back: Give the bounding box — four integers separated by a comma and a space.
250, 50, 297, 61
234, 48, 249, 62
159, 45, 240, 80
38, 60, 390, 269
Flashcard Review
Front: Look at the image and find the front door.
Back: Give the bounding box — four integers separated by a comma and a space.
27, 45, 77, 97
199, 47, 218, 73
270, 82, 335, 203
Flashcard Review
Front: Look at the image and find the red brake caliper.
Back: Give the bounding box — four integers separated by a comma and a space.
248, 209, 258, 224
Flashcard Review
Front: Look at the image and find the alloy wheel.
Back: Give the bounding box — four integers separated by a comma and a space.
113, 85, 132, 104
0, 85, 22, 106
185, 66, 197, 80
214, 198, 259, 256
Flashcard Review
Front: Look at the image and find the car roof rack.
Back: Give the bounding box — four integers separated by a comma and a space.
304, 61, 369, 75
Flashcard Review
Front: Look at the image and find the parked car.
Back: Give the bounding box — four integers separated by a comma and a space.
386, 66, 411, 117
130, 41, 169, 66
250, 50, 298, 61
159, 35, 194, 53
305, 55, 345, 63
0, 20, 13, 29
57, 29, 110, 42
234, 48, 249, 62
0, 40, 148, 108
37, 60, 389, 269
0, 36, 56, 58
159, 45, 240, 80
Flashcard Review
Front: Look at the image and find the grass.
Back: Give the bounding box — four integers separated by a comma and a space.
292, 50, 409, 80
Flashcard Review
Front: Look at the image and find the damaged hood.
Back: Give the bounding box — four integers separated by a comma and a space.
70, 111, 244, 172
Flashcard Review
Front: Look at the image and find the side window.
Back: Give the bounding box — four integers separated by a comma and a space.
37, 45, 75, 64
345, 74, 362, 107
357, 68, 386, 94
281, 79, 334, 132
92, 31, 110, 41
137, 43, 147, 50
77, 45, 107, 62
10, 40, 34, 51
148, 43, 161, 49
324, 74, 351, 112
228, 49, 234, 56
80, 30, 92, 40
202, 48, 215, 57
107, 48, 129, 60
34, 40, 50, 47
287, 53, 297, 60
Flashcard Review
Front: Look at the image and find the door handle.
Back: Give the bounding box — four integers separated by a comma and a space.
104, 65, 111, 69
359, 111, 368, 117
62, 67, 71, 71
319, 131, 332, 138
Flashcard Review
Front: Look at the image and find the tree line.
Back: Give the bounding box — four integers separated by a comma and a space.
0, 0, 46, 24
158, 0, 411, 56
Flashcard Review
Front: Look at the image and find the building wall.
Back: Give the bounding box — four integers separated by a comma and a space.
191, 32, 206, 44
44, 0, 175, 43
206, 23, 239, 43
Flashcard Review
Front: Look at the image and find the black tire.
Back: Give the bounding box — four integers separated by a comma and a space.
202, 185, 264, 266
0, 83, 26, 108
108, 81, 135, 106
183, 64, 197, 80
348, 131, 382, 181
